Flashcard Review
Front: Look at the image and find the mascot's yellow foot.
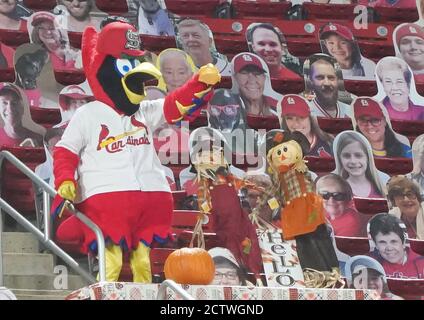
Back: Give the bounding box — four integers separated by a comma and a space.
97, 244, 123, 282
198, 64, 221, 85
130, 242, 152, 283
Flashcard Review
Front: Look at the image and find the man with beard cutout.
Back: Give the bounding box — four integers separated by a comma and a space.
308, 57, 350, 118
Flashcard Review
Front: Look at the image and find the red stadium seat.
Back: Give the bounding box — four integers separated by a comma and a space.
344, 80, 378, 97
374, 157, 413, 176
23, 0, 56, 10
0, 146, 46, 216
232, 0, 291, 20
316, 118, 353, 136
139, 35, 175, 54
95, 0, 128, 14
172, 190, 188, 210
172, 210, 200, 237
305, 156, 336, 175
68, 32, 82, 49
375, 6, 419, 24
334, 236, 370, 256
54, 69, 86, 86
302, 3, 357, 22
30, 107, 61, 128
353, 197, 389, 215
0, 67, 15, 82
391, 120, 424, 143
410, 239, 424, 257
246, 115, 279, 131
0, 29, 30, 48
165, 0, 220, 18
387, 278, 424, 300
271, 78, 305, 95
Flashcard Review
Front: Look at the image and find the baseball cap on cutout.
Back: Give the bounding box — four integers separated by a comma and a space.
280, 94, 311, 118
320, 23, 354, 41
233, 53, 266, 74
353, 97, 384, 120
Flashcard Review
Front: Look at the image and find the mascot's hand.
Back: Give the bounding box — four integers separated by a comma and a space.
58, 180, 76, 201
198, 64, 221, 86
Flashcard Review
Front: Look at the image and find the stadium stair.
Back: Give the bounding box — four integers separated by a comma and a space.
1, 231, 88, 300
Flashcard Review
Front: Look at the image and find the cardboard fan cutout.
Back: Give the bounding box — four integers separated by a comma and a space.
373, 56, 424, 121
316, 173, 369, 237
230, 52, 282, 117
392, 23, 424, 83
27, 11, 82, 71
345, 255, 403, 300
245, 22, 303, 80
137, 0, 175, 36
302, 53, 355, 118
367, 213, 424, 279
318, 22, 376, 81
409, 134, 424, 196
14, 43, 64, 109
54, 0, 106, 33
175, 18, 231, 76
350, 96, 412, 159
0, 82, 45, 148
332, 130, 390, 198
277, 94, 334, 158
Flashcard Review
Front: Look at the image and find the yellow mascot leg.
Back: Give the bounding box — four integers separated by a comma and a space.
99, 244, 123, 282
130, 242, 152, 283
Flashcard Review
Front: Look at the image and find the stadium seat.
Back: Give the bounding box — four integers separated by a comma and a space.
164, 0, 221, 18
334, 236, 370, 256
232, 0, 291, 20
387, 278, 424, 300
30, 107, 61, 128
172, 210, 200, 237
316, 118, 353, 136
304, 156, 336, 176
172, 190, 188, 210
374, 157, 412, 176
0, 67, 15, 83
344, 80, 378, 97
95, 0, 128, 14
139, 35, 175, 54
54, 69, 86, 86
353, 197, 389, 215
150, 248, 175, 282
302, 3, 357, 22
410, 239, 424, 257
375, 6, 419, 24
246, 115, 279, 131
391, 120, 424, 143
23, 0, 56, 10
271, 78, 305, 95
0, 146, 46, 217
0, 29, 30, 48
68, 32, 82, 49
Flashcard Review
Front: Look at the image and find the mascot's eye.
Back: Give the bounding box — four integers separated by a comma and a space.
283, 147, 288, 152
277, 150, 281, 156
115, 59, 133, 76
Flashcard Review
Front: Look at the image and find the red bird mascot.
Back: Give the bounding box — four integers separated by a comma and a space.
52, 19, 220, 282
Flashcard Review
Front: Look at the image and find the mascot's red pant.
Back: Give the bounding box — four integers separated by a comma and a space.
56, 190, 173, 253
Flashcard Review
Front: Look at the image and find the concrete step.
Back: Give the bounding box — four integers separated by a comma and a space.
2, 253, 54, 275
4, 274, 88, 291
12, 289, 72, 300
2, 232, 40, 253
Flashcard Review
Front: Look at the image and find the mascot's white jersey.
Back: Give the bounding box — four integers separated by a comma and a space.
56, 100, 171, 203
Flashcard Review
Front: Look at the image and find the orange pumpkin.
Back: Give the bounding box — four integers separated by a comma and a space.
164, 247, 215, 285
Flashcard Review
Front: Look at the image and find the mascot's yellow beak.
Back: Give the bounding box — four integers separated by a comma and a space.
121, 62, 162, 104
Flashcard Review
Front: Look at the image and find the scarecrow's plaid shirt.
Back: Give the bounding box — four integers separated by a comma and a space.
278, 169, 314, 205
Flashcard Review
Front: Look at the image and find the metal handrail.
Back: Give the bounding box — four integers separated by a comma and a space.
157, 280, 195, 300
0, 150, 106, 284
